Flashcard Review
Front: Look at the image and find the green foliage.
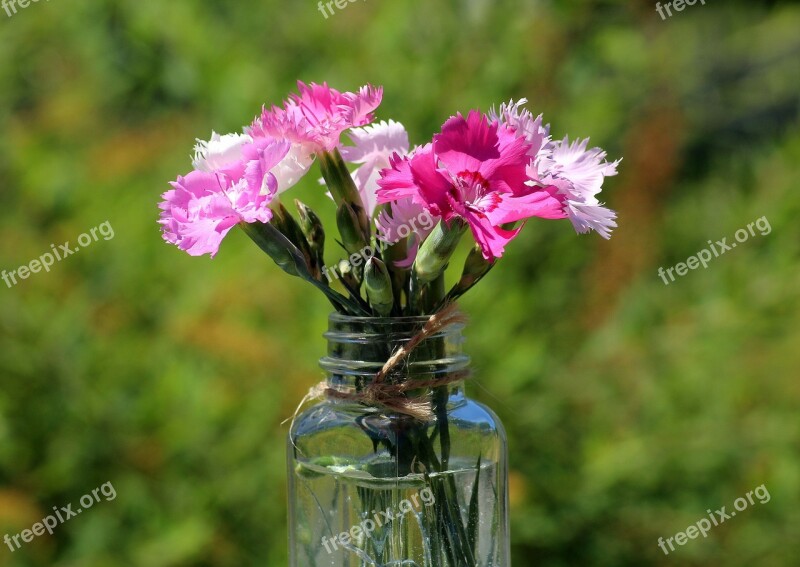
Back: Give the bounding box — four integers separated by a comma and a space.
1, 0, 799, 565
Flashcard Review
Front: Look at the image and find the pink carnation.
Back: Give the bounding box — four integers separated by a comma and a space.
377, 111, 565, 260
249, 81, 383, 154
159, 138, 289, 257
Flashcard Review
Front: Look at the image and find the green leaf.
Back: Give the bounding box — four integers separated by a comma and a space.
467, 453, 482, 555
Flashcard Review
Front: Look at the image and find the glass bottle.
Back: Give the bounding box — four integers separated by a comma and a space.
288, 314, 509, 566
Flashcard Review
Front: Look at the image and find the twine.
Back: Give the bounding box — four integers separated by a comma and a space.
284, 303, 469, 424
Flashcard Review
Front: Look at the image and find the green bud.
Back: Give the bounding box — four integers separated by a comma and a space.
460, 245, 495, 288
337, 259, 361, 292
319, 149, 370, 238
413, 218, 467, 284
337, 202, 368, 255
295, 200, 325, 274
275, 202, 316, 276
295, 200, 324, 246
364, 258, 394, 316
446, 244, 496, 302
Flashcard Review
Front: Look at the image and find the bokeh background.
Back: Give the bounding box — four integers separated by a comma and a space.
1, 0, 799, 565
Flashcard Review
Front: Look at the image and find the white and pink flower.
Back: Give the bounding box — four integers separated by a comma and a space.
493, 99, 620, 239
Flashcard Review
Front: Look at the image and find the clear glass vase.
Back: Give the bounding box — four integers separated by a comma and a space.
288, 314, 509, 567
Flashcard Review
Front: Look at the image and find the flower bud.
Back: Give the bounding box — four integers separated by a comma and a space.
413, 218, 467, 284
295, 199, 325, 273
337, 259, 361, 292
364, 258, 394, 316
275, 202, 315, 275
238, 221, 369, 316
337, 202, 368, 255
447, 244, 496, 301
319, 149, 370, 238
295, 200, 324, 246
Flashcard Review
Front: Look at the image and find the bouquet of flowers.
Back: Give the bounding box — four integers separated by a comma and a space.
158, 81, 619, 566
159, 82, 618, 315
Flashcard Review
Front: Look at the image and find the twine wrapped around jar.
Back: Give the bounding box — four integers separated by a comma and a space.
287, 302, 469, 422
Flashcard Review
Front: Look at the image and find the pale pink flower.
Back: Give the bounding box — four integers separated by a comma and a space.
534, 137, 620, 238
340, 119, 410, 216
159, 139, 290, 257
270, 144, 315, 194
249, 81, 383, 154
377, 111, 565, 260
192, 131, 251, 177
338, 121, 436, 267
494, 99, 619, 239
489, 99, 550, 157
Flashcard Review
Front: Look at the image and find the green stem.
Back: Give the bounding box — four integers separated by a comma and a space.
319, 149, 370, 240
239, 222, 369, 315
420, 273, 446, 315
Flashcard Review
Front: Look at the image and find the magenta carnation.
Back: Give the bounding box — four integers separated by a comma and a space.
249, 81, 383, 154
377, 111, 565, 259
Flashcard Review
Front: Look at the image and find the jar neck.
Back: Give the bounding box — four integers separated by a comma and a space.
320, 314, 470, 401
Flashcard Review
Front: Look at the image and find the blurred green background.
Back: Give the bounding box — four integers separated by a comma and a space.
1, 0, 799, 565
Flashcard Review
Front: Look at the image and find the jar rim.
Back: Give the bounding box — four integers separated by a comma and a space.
329, 313, 433, 324
325, 312, 466, 342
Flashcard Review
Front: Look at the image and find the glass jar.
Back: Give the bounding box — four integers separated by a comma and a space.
287, 314, 509, 566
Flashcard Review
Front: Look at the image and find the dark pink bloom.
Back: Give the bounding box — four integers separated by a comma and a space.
249, 81, 383, 154
377, 111, 565, 259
